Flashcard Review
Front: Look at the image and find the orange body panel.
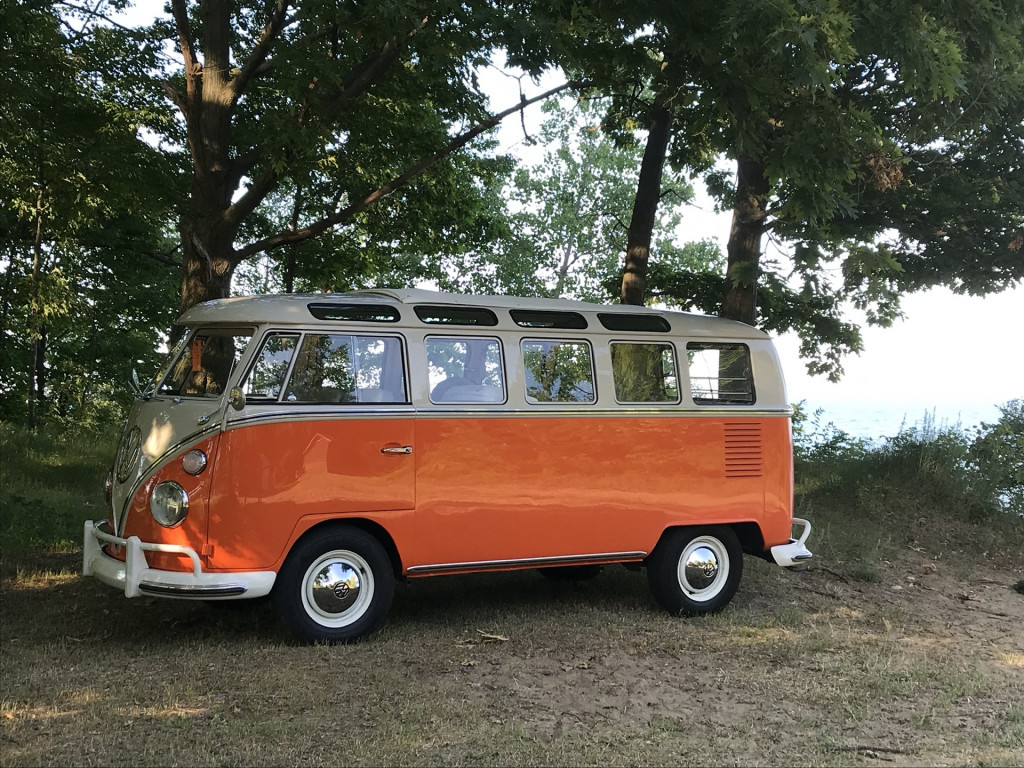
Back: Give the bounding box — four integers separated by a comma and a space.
206, 417, 416, 570
408, 415, 792, 567
119, 434, 222, 572
126, 412, 793, 575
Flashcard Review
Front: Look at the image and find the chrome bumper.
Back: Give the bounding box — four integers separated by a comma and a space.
82, 519, 276, 599
769, 517, 813, 568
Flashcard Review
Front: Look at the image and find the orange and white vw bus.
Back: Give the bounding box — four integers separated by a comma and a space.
83, 289, 811, 642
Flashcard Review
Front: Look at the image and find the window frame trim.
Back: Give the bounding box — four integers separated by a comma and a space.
519, 337, 598, 406
609, 340, 683, 406
685, 341, 757, 406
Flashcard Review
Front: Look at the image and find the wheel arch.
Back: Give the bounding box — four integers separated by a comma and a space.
649, 520, 764, 561
284, 517, 403, 579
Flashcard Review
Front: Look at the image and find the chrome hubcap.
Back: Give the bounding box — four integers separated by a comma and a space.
684, 546, 719, 589
677, 536, 730, 602
302, 550, 374, 627
311, 561, 362, 614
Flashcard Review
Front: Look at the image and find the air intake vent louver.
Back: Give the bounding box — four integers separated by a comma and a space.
724, 422, 764, 478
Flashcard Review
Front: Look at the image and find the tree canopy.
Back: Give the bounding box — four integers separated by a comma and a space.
1, 0, 1021, 428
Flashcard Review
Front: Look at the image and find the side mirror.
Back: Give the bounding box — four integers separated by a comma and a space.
228, 387, 245, 411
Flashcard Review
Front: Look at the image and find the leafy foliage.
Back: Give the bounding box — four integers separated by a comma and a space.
439, 98, 721, 300
0, 1, 179, 428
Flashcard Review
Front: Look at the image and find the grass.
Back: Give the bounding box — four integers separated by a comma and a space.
1, 416, 1023, 766
0, 423, 115, 554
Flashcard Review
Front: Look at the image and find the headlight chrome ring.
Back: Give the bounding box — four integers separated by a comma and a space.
150, 481, 189, 528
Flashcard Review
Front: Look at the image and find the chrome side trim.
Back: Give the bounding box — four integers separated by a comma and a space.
407, 550, 647, 575
220, 407, 792, 432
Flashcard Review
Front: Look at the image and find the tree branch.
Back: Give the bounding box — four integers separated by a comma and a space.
231, 0, 293, 103
170, 0, 204, 171
234, 81, 582, 261
224, 22, 424, 229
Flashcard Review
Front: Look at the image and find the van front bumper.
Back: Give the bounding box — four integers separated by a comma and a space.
769, 517, 813, 568
82, 520, 276, 600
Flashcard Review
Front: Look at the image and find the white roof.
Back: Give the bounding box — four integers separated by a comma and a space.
177, 288, 769, 340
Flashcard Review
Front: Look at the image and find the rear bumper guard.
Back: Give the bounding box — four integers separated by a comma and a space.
82, 519, 276, 600
769, 517, 813, 568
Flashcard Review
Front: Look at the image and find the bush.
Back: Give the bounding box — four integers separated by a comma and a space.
795, 399, 1023, 520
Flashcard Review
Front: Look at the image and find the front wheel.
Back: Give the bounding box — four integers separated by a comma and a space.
273, 526, 395, 644
647, 527, 743, 616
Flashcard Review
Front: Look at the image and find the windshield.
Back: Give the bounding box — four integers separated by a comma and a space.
144, 330, 192, 397
156, 328, 253, 398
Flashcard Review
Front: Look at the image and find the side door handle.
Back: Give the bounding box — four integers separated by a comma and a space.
380, 445, 413, 455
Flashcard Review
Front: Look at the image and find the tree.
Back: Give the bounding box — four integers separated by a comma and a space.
438, 98, 721, 300
521, 0, 1023, 378
94, 0, 575, 315
0, 1, 179, 428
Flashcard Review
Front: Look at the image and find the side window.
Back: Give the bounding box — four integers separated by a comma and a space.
611, 343, 679, 403
244, 333, 299, 399
426, 337, 505, 404
687, 343, 755, 404
286, 334, 407, 404
160, 330, 252, 398
521, 340, 595, 403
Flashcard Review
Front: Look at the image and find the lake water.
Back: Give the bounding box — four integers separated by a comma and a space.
796, 399, 1010, 443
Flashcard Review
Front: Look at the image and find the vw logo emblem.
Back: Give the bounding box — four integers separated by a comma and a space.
116, 426, 142, 483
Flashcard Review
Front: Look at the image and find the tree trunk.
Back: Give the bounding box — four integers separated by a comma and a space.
28, 324, 47, 432
721, 154, 769, 326
621, 102, 674, 306
178, 219, 238, 315
27, 189, 45, 431
0, 258, 15, 370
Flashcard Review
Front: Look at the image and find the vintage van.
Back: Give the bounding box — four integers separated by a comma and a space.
83, 289, 811, 643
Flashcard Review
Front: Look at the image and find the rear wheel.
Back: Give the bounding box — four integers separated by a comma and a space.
647, 527, 743, 615
274, 526, 394, 644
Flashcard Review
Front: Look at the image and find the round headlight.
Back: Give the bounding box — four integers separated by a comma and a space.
150, 481, 189, 527
182, 449, 208, 475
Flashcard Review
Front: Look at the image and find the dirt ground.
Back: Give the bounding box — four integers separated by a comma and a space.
2, 544, 1023, 767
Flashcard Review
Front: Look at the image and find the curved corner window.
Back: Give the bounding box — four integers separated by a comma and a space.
521, 340, 595, 403
687, 343, 754, 405
415, 306, 498, 326
598, 313, 671, 333
510, 309, 588, 330
307, 303, 400, 323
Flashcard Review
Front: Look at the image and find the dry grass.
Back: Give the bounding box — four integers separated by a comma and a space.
2, 543, 1023, 767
